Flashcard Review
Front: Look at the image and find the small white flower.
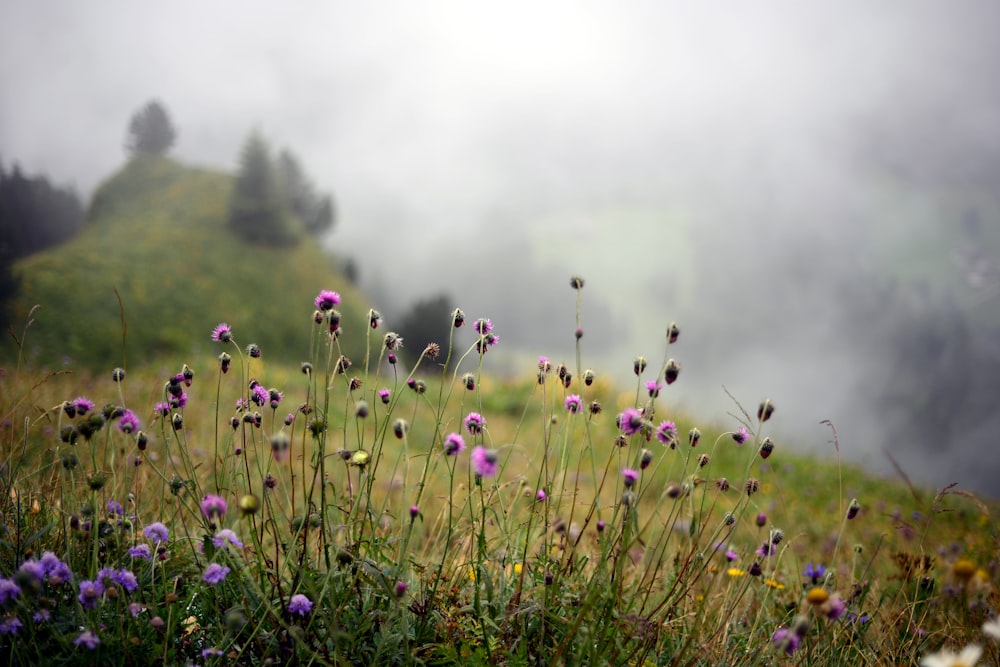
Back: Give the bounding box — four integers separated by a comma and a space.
983, 617, 1000, 640
919, 644, 982, 667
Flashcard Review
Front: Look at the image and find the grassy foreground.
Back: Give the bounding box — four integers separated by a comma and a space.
1, 278, 998, 666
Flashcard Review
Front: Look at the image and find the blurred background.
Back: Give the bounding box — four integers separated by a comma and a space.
2, 1, 1000, 496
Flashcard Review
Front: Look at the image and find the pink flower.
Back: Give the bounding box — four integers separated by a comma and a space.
471, 446, 499, 477
314, 290, 341, 311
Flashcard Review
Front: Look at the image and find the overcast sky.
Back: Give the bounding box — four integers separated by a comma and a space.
3, 1, 1000, 495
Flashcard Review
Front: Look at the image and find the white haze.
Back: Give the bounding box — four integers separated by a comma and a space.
3, 1, 1000, 496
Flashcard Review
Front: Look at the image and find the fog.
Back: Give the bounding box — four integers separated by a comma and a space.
3, 2, 1000, 497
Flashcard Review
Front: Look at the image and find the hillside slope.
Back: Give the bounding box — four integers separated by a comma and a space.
6, 156, 369, 371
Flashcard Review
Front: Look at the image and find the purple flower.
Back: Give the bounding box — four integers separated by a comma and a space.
443, 432, 465, 456
77, 579, 104, 609
536, 489, 547, 501
463, 412, 485, 435
33, 609, 50, 623
564, 395, 583, 413
314, 290, 341, 311
471, 446, 499, 477
17, 560, 45, 583
0, 617, 21, 636
646, 380, 662, 397
107, 499, 125, 516
617, 408, 644, 436
756, 542, 776, 558
771, 627, 800, 655
725, 548, 739, 562
732, 426, 750, 445
474, 318, 493, 335
251, 384, 268, 407
288, 593, 313, 616
0, 579, 20, 604
824, 594, 847, 620
72, 396, 95, 415
128, 602, 144, 617
654, 420, 677, 445
538, 356, 552, 373
211, 323, 233, 343
74, 630, 100, 650
112, 569, 139, 592
202, 563, 230, 585
200, 494, 228, 521
622, 468, 640, 488
129, 544, 152, 560
270, 389, 284, 409
377, 389, 391, 405
143, 522, 169, 544
212, 529, 244, 550
804, 563, 827, 583
38, 552, 71, 584
118, 409, 140, 434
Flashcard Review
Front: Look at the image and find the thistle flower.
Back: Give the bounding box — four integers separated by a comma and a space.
732, 426, 750, 445
655, 420, 677, 445
378, 389, 391, 404
211, 323, 232, 343
314, 290, 341, 311
471, 446, 499, 477
646, 380, 662, 397
804, 564, 827, 584
72, 396, 95, 415
464, 412, 485, 435
474, 318, 493, 335
565, 395, 583, 413
444, 432, 465, 456
622, 468, 639, 488
618, 408, 644, 436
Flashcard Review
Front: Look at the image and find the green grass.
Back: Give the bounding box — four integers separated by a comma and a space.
1, 282, 997, 665
6, 155, 368, 372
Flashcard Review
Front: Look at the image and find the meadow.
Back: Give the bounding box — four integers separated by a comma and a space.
1, 278, 998, 666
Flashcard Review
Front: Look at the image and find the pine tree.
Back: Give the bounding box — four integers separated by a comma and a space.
126, 100, 176, 156
227, 132, 297, 246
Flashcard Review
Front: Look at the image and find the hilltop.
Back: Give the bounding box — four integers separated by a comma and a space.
5, 155, 368, 372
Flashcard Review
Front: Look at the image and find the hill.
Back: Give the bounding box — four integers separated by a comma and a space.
5, 155, 368, 372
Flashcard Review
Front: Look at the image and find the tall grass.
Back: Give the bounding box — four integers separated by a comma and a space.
0, 278, 997, 666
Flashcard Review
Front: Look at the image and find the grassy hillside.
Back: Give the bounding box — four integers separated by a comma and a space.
5, 155, 368, 372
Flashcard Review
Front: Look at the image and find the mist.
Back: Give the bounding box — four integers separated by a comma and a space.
3, 1, 1000, 496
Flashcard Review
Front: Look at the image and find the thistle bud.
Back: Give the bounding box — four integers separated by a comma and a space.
757, 399, 775, 422
570, 276, 585, 289
664, 359, 680, 385
633, 356, 647, 376
759, 437, 775, 459
583, 369, 595, 386
847, 498, 861, 520
667, 322, 680, 344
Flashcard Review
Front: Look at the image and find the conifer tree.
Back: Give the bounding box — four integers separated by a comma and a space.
126, 100, 177, 156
